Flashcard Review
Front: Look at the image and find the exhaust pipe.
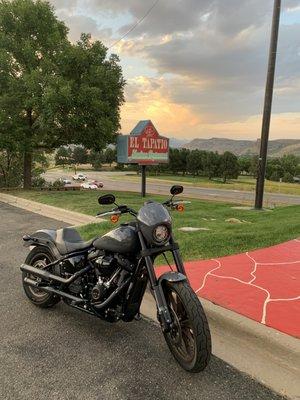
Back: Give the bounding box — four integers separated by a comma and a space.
20, 263, 91, 285
21, 263, 68, 284
23, 277, 85, 304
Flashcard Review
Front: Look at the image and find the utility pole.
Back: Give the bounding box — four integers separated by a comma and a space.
255, 0, 281, 209
141, 165, 146, 197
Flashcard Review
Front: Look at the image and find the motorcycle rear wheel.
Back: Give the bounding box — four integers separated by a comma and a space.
22, 247, 60, 308
163, 281, 211, 372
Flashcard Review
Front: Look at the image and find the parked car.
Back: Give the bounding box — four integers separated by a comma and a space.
59, 177, 72, 185
90, 180, 104, 188
81, 182, 98, 190
73, 173, 87, 181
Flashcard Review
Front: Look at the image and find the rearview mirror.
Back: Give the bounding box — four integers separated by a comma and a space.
170, 185, 183, 196
98, 194, 116, 205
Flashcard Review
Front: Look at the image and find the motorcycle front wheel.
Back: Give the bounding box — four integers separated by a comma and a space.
163, 281, 211, 372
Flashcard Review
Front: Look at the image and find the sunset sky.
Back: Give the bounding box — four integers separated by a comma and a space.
50, 0, 300, 141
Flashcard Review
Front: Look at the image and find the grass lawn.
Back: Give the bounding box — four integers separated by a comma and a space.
10, 189, 300, 261
112, 173, 300, 196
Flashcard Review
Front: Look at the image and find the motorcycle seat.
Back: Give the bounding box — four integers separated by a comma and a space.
32, 228, 94, 255
55, 228, 94, 254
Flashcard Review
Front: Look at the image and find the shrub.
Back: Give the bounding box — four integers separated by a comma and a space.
282, 172, 294, 183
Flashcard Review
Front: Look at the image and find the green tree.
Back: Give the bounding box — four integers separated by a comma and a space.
282, 172, 294, 183
238, 156, 252, 175
266, 158, 284, 181
0, 150, 23, 187
203, 151, 220, 180
168, 148, 181, 174
55, 146, 73, 167
104, 147, 116, 166
89, 149, 104, 170
280, 154, 299, 176
72, 146, 88, 166
187, 150, 203, 177
219, 152, 240, 183
249, 156, 259, 178
0, 0, 124, 188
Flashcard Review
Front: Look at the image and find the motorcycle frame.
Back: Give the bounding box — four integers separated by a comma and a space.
21, 225, 188, 331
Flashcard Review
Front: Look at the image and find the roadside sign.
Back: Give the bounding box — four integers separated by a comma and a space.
117, 120, 169, 197
117, 120, 169, 165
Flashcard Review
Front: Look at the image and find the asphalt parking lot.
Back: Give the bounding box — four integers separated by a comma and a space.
0, 202, 284, 400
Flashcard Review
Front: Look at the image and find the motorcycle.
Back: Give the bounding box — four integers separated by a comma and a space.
20, 185, 211, 372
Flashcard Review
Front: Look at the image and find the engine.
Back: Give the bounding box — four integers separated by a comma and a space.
56, 253, 136, 321
91, 254, 134, 302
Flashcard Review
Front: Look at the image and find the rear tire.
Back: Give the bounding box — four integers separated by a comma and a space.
22, 247, 60, 308
163, 281, 211, 372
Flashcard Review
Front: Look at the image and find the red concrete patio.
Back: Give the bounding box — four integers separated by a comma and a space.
157, 238, 300, 338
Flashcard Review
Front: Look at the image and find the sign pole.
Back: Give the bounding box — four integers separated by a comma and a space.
141, 165, 146, 197
254, 0, 281, 210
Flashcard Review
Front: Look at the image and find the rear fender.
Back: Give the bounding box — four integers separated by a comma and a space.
23, 230, 60, 258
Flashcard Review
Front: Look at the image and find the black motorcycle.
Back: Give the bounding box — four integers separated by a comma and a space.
21, 185, 211, 372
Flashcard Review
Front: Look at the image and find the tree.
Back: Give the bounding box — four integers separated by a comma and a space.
89, 150, 104, 170
168, 149, 181, 174
238, 156, 252, 175
0, 0, 125, 188
187, 150, 203, 177
104, 147, 116, 166
203, 151, 220, 180
280, 154, 299, 176
55, 146, 73, 167
282, 172, 294, 183
266, 158, 284, 181
219, 152, 240, 183
72, 146, 88, 166
249, 156, 259, 178
0, 150, 23, 187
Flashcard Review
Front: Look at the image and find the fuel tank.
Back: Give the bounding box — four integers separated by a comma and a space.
93, 224, 140, 254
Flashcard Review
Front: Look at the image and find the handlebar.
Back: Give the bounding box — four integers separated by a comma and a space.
96, 206, 137, 218
96, 210, 122, 218
163, 199, 191, 208
96, 199, 190, 219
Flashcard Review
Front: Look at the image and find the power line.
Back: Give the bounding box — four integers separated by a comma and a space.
108, 0, 160, 50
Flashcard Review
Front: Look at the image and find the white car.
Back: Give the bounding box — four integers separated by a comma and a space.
59, 177, 72, 185
81, 182, 98, 190
73, 173, 87, 181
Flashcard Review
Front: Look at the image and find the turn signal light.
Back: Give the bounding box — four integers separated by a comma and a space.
110, 215, 119, 223
176, 204, 184, 212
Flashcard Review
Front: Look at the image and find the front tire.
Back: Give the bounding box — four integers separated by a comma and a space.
163, 281, 211, 372
22, 247, 60, 308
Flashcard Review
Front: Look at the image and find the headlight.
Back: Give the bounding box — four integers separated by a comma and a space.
153, 225, 170, 244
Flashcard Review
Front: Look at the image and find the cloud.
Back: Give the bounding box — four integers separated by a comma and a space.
47, 0, 300, 139
121, 76, 201, 135
57, 12, 112, 43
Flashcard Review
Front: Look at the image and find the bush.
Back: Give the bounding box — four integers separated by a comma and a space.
282, 172, 294, 183
115, 163, 125, 171
32, 176, 47, 188
269, 171, 281, 182
48, 179, 64, 189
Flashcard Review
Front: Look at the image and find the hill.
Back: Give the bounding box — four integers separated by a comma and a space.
182, 138, 300, 157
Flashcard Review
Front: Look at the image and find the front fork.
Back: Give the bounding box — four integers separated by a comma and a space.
138, 232, 187, 332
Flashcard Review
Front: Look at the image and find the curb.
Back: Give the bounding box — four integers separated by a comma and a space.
2, 192, 300, 398
141, 291, 300, 400
0, 192, 104, 226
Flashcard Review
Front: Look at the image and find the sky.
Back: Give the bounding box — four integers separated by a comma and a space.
50, 0, 300, 141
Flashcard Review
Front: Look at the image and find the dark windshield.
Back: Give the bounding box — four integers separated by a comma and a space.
137, 202, 171, 227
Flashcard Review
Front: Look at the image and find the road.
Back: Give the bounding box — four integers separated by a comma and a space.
0, 202, 283, 400
44, 170, 300, 205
